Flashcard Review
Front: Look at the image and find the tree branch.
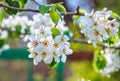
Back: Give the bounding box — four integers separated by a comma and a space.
0, 3, 84, 15
0, 3, 39, 13
69, 38, 120, 50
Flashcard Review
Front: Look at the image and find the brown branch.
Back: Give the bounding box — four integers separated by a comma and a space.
69, 38, 120, 50
0, 3, 84, 15
0, 3, 39, 13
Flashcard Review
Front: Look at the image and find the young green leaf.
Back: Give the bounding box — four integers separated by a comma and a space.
15, 25, 21, 33
93, 50, 107, 72
47, 59, 58, 68
51, 27, 61, 38
0, 10, 6, 25
50, 9, 61, 24
56, 3, 66, 14
39, 5, 51, 15
103, 37, 117, 46
0, 39, 5, 48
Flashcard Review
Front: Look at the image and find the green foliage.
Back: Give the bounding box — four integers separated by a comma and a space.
0, 10, 6, 25
5, 1, 20, 15
15, 25, 22, 34
25, 26, 30, 34
73, 15, 80, 26
5, 0, 28, 15
50, 9, 61, 24
39, 5, 51, 15
18, 0, 28, 8
63, 30, 72, 37
9, 32, 19, 40
103, 37, 117, 46
47, 59, 57, 68
50, 3, 67, 24
111, 12, 119, 19
56, 3, 66, 14
118, 26, 120, 38
51, 27, 61, 38
93, 50, 107, 72
0, 39, 5, 48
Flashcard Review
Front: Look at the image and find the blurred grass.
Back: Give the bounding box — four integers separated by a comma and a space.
94, 0, 120, 15
65, 60, 120, 81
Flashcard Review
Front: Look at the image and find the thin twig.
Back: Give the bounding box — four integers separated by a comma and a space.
0, 3, 39, 13
32, 0, 40, 5
69, 38, 120, 50
0, 3, 84, 15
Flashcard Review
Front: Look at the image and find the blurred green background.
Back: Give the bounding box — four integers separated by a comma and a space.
0, 0, 120, 81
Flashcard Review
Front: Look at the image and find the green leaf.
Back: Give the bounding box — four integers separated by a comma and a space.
63, 30, 72, 37
0, 39, 5, 48
0, 10, 6, 25
5, 0, 12, 4
56, 4, 66, 14
47, 59, 58, 68
51, 27, 61, 38
15, 25, 21, 33
10, 32, 19, 40
50, 9, 61, 24
6, 1, 20, 15
73, 15, 80, 26
93, 50, 107, 72
103, 37, 117, 46
18, 0, 28, 8
25, 26, 30, 34
111, 12, 119, 19
39, 5, 51, 15
118, 26, 120, 38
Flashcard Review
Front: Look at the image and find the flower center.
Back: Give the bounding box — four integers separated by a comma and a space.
89, 15, 93, 19
94, 22, 98, 27
110, 23, 115, 28
33, 41, 38, 47
94, 30, 100, 36
41, 52, 47, 58
53, 42, 59, 48
40, 30, 44, 35
42, 40, 49, 46
61, 37, 65, 42
105, 28, 110, 35
33, 52, 38, 57
53, 52, 57, 56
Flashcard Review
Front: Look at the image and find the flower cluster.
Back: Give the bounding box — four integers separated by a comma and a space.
99, 48, 120, 78
30, 13, 69, 32
27, 26, 73, 65
23, 13, 72, 42
1, 14, 31, 34
79, 8, 119, 47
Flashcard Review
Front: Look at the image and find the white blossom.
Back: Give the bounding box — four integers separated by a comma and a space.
1, 14, 31, 34
79, 7, 119, 47
27, 25, 73, 65
99, 48, 120, 78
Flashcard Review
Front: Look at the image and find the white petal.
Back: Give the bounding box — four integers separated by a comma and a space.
33, 60, 38, 65
54, 56, 60, 63
65, 49, 73, 55
44, 56, 53, 64
61, 54, 67, 63
28, 54, 34, 58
